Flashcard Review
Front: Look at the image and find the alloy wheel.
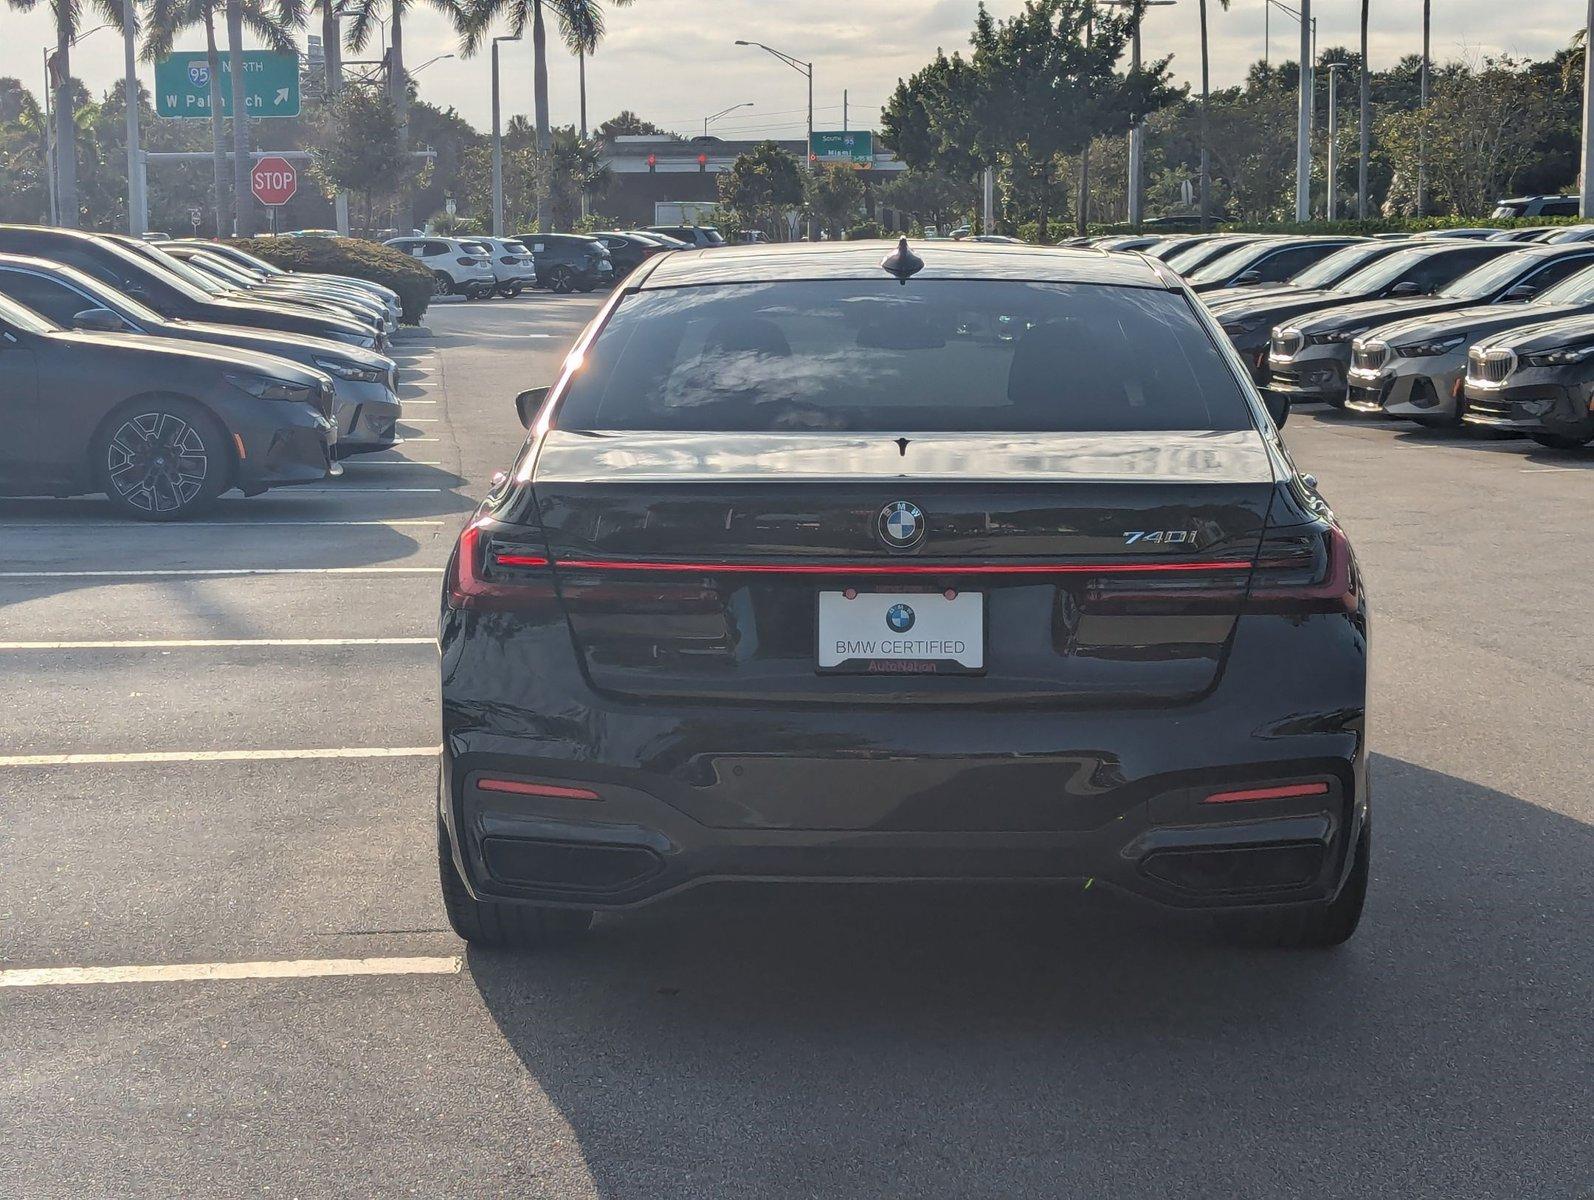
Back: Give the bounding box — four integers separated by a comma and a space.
105, 411, 210, 515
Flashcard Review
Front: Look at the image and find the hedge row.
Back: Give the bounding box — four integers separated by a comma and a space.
229, 236, 436, 325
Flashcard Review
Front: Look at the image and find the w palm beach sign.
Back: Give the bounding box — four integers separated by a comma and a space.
154, 51, 300, 119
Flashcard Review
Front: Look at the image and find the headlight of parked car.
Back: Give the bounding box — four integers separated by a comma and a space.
1397, 334, 1466, 357
226, 373, 319, 404
1310, 328, 1360, 345
313, 356, 386, 384
1523, 344, 1594, 367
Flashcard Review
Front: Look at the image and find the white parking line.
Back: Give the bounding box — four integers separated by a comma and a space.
0, 746, 441, 767
1521, 466, 1591, 474
343, 460, 444, 467
400, 418, 439, 424
400, 400, 439, 405
0, 956, 462, 989
0, 567, 439, 578
291, 487, 446, 493
0, 637, 434, 650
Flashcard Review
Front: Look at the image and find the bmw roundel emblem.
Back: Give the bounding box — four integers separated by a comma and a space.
877, 500, 926, 552
886, 603, 916, 633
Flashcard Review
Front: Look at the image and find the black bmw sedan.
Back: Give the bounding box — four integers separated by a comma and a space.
0, 290, 335, 517
438, 241, 1370, 950
1464, 314, 1594, 447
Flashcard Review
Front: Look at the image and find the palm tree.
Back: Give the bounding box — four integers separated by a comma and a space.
5, 0, 127, 227
1197, 0, 1230, 230
1358, 0, 1369, 219
462, 0, 628, 231
144, 0, 298, 234
345, 0, 465, 233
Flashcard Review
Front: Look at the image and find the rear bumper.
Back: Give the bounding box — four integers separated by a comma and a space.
440, 611, 1369, 914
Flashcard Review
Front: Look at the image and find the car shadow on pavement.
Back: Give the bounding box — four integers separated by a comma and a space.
467, 753, 1592, 1198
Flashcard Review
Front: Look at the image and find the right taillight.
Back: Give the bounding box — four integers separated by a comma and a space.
1247, 522, 1358, 613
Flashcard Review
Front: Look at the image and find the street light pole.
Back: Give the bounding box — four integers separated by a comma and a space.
1295, 0, 1312, 221
1582, 0, 1594, 218
42, 48, 57, 225
704, 101, 754, 138
1101, 0, 1176, 230
492, 36, 518, 238
734, 40, 813, 168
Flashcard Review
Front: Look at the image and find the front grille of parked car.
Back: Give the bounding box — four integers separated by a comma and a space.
1271, 330, 1303, 358
1351, 343, 1388, 372
1467, 349, 1515, 386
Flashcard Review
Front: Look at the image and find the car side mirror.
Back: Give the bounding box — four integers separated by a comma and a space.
1389, 281, 1423, 297
1502, 284, 1537, 302
515, 385, 551, 429
71, 307, 128, 332
1234, 270, 1262, 285
1264, 391, 1290, 428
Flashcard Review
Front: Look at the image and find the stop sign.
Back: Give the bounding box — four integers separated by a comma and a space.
251, 156, 298, 207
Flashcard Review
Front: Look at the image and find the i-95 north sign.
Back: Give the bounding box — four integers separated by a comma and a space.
154, 51, 300, 119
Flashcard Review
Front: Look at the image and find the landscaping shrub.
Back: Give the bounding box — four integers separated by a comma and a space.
230, 236, 435, 324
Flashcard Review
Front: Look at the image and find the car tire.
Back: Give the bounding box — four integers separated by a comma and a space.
437, 817, 594, 949
1215, 826, 1369, 950
432, 271, 455, 297
1529, 432, 1593, 450
548, 265, 575, 294
94, 396, 231, 521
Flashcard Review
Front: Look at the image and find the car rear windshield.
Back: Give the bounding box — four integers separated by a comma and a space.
554, 279, 1253, 433
501, 240, 530, 255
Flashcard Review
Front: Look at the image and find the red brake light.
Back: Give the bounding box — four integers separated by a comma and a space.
1204, 782, 1330, 805
477, 777, 601, 801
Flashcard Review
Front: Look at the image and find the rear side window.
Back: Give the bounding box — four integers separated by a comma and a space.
0, 271, 98, 325
556, 280, 1253, 434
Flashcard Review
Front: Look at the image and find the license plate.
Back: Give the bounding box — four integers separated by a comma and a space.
816, 590, 984, 675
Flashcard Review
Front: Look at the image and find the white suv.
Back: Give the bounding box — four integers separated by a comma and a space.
477, 237, 538, 297
384, 236, 496, 300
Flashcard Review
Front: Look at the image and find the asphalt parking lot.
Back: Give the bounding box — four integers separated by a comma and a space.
2, 290, 1590, 1199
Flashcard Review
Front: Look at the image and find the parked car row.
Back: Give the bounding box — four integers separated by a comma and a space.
0, 225, 410, 519
1099, 229, 1594, 449
381, 226, 719, 298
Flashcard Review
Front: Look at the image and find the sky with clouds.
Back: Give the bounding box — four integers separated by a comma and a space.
1, 1, 1583, 140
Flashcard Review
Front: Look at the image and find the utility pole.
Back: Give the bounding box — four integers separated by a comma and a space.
843, 89, 848, 133
42, 49, 58, 225
1325, 62, 1342, 221
1358, 0, 1370, 220
1581, 0, 1593, 217
121, 0, 147, 235
326, 1, 350, 235
1295, 0, 1312, 221
1417, 0, 1430, 217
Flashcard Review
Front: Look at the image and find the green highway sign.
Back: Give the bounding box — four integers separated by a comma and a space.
154, 51, 300, 119
809, 130, 874, 166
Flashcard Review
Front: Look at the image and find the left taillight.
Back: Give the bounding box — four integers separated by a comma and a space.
447, 521, 558, 611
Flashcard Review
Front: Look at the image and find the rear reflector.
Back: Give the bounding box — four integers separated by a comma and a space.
1203, 782, 1329, 805
477, 778, 601, 801
551, 558, 1250, 577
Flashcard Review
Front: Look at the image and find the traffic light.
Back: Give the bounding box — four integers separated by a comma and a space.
647, 153, 657, 173
697, 153, 708, 173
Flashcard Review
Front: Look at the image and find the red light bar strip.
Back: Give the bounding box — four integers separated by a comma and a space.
552, 558, 1250, 576
1203, 782, 1329, 805
492, 553, 551, 567
477, 778, 601, 801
